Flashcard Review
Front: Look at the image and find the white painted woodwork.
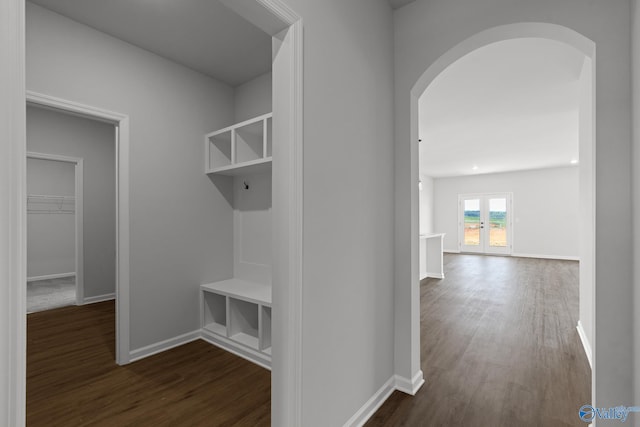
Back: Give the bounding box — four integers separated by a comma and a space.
206, 113, 273, 176
203, 114, 273, 366
419, 233, 445, 280
201, 279, 272, 367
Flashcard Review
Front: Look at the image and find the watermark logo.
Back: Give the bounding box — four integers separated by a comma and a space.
579, 404, 640, 423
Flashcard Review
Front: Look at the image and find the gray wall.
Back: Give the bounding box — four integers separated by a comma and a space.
26, 156, 76, 279
394, 0, 633, 411
632, 0, 640, 409
26, 2, 235, 350
278, 0, 395, 425
234, 71, 272, 123
27, 107, 116, 298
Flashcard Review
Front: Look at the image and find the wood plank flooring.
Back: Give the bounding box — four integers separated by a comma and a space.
27, 301, 271, 426
367, 254, 591, 427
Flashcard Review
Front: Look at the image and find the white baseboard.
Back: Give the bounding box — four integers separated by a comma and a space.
343, 376, 396, 427
395, 370, 425, 395
200, 329, 271, 370
511, 253, 579, 261
426, 272, 445, 279
443, 250, 460, 254
129, 330, 201, 363
27, 272, 75, 282
82, 293, 115, 305
576, 321, 593, 369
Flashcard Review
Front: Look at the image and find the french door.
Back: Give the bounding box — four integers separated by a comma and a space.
459, 193, 512, 255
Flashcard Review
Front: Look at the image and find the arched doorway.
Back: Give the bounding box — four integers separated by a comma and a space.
397, 22, 595, 408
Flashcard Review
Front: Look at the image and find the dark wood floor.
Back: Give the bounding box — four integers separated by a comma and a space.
28, 255, 590, 426
367, 254, 591, 427
27, 301, 271, 426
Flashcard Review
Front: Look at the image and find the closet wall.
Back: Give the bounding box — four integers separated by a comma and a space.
27, 106, 116, 298
232, 71, 273, 284
235, 72, 272, 122
26, 156, 75, 279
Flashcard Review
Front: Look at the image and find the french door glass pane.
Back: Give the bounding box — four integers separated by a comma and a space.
489, 198, 507, 247
464, 199, 480, 246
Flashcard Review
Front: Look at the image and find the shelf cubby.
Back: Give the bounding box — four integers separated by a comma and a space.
202, 292, 227, 336
200, 278, 272, 368
260, 306, 272, 355
229, 298, 259, 350
205, 113, 273, 176
208, 130, 233, 169
235, 120, 264, 164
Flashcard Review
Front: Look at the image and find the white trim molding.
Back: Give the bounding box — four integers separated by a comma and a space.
511, 253, 579, 261
27, 272, 75, 282
200, 331, 272, 371
577, 320, 593, 369
83, 293, 116, 305
1, 0, 27, 423
26, 91, 131, 366
129, 330, 201, 363
426, 272, 445, 279
343, 376, 396, 427
395, 370, 425, 395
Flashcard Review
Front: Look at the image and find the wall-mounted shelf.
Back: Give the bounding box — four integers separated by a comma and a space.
27, 194, 75, 214
200, 278, 272, 369
205, 113, 272, 176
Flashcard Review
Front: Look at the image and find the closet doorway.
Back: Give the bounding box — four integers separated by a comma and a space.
26, 104, 117, 311
24, 96, 131, 365
26, 152, 83, 312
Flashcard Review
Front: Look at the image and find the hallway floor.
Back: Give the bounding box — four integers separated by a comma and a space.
367, 254, 591, 427
27, 301, 271, 426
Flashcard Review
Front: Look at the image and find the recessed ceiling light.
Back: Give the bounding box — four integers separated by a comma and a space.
472, 165, 479, 171
570, 159, 578, 164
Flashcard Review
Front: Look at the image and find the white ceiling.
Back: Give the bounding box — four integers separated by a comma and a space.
28, 0, 420, 85
28, 0, 273, 87
419, 38, 586, 178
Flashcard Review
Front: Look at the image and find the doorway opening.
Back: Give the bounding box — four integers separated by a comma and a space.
403, 23, 596, 418
9, 1, 303, 424
26, 92, 131, 366
26, 151, 83, 312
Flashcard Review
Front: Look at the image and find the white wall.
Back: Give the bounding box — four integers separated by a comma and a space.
27, 107, 116, 298
26, 2, 236, 351
232, 72, 272, 285
394, 0, 633, 410
418, 174, 434, 234
632, 0, 640, 409
234, 71, 272, 123
433, 167, 579, 257
274, 0, 395, 425
233, 172, 272, 284
26, 156, 76, 278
